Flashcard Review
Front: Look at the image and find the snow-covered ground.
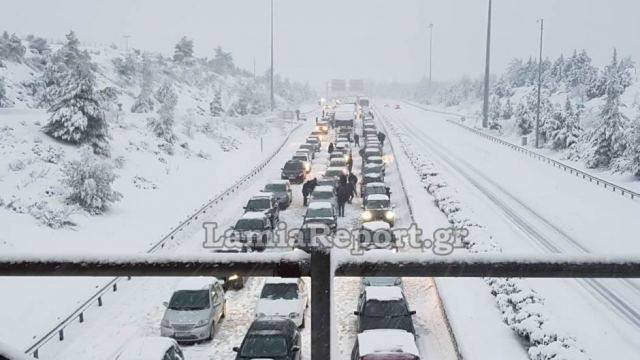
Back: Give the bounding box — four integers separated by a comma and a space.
379, 102, 640, 359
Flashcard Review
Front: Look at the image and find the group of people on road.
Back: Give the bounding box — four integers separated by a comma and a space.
335, 173, 358, 217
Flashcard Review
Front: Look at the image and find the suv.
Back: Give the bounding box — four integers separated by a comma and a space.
281, 160, 306, 184
361, 194, 395, 226
354, 286, 416, 335
244, 194, 280, 227
233, 318, 301, 360
161, 278, 226, 343
362, 182, 388, 205
303, 202, 337, 232
351, 329, 420, 360
263, 181, 293, 209
256, 278, 309, 328
231, 212, 274, 251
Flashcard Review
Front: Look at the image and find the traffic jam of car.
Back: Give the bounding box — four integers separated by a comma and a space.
110, 98, 421, 360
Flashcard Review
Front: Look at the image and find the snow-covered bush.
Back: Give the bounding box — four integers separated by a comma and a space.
31, 143, 64, 164
28, 202, 76, 229
0, 76, 12, 108
210, 88, 224, 116
148, 82, 177, 143
61, 148, 122, 214
0, 32, 26, 62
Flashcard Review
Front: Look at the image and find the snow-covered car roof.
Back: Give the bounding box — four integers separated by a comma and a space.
114, 336, 178, 360
366, 182, 386, 188
265, 277, 301, 284
364, 163, 383, 168
176, 277, 217, 291
241, 211, 269, 220
266, 180, 290, 185
368, 156, 384, 161
357, 329, 420, 358
361, 221, 391, 232
364, 286, 404, 301
365, 148, 381, 153
313, 185, 334, 193
250, 193, 275, 200
366, 194, 390, 202
308, 202, 333, 209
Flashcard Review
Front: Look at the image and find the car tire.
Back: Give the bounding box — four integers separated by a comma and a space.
221, 303, 227, 319
207, 322, 215, 341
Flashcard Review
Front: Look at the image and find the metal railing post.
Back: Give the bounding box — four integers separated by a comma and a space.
310, 250, 331, 360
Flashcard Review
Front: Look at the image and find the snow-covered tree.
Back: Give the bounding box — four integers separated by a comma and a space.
131, 56, 155, 113
565, 50, 598, 94
488, 96, 502, 130
209, 88, 224, 116
27, 36, 49, 55
548, 98, 582, 150
173, 36, 194, 62
230, 84, 251, 116
549, 54, 565, 82
0, 32, 26, 62
148, 82, 177, 143
41, 31, 110, 156
612, 115, 640, 176
502, 98, 513, 120
586, 50, 630, 168
112, 53, 137, 83
0, 76, 11, 108
211, 46, 234, 75
62, 147, 122, 214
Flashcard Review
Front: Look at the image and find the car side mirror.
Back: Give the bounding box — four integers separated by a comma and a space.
410, 310, 417, 315
163, 301, 169, 307
353, 311, 360, 316
292, 345, 300, 353
242, 206, 247, 210
232, 346, 240, 353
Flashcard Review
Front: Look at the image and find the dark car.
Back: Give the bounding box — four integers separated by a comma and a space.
351, 329, 421, 360
354, 286, 416, 335
233, 318, 301, 360
244, 194, 280, 227
303, 202, 337, 232
263, 181, 293, 209
281, 160, 306, 184
212, 248, 248, 290
231, 213, 274, 252
361, 194, 395, 226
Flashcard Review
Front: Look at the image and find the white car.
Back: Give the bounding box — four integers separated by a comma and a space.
255, 278, 309, 328
351, 329, 421, 360
113, 337, 184, 360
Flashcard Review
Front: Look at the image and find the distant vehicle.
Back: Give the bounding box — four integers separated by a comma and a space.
361, 194, 395, 226
350, 329, 420, 360
263, 181, 293, 209
113, 337, 184, 360
311, 185, 337, 208
292, 152, 312, 173
296, 148, 315, 162
298, 144, 317, 158
316, 177, 338, 189
256, 278, 309, 328
361, 173, 384, 195
362, 182, 388, 205
315, 122, 330, 134
211, 248, 247, 290
233, 318, 301, 360
324, 166, 348, 179
244, 193, 280, 227
358, 221, 396, 250
354, 286, 416, 335
281, 160, 306, 184
329, 152, 348, 162
363, 148, 382, 162
296, 222, 332, 250
306, 137, 321, 151
329, 158, 348, 169
231, 212, 274, 251
366, 156, 385, 167
303, 202, 338, 232
161, 278, 226, 343
363, 163, 385, 177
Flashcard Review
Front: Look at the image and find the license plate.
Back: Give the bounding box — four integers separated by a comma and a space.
175, 332, 190, 337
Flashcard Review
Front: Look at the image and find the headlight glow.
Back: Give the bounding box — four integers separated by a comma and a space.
385, 211, 395, 220
361, 211, 373, 221
228, 274, 239, 281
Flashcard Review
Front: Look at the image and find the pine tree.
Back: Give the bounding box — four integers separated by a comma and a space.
209, 88, 224, 116
502, 98, 513, 120
148, 82, 177, 143
211, 46, 234, 75
613, 116, 640, 176
230, 84, 251, 116
550, 54, 565, 82
41, 31, 110, 156
587, 49, 629, 168
488, 96, 502, 130
0, 33, 26, 62
0, 76, 11, 108
131, 56, 155, 113
173, 36, 194, 62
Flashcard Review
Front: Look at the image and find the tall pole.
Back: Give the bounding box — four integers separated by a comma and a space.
270, 0, 275, 111
535, 19, 544, 148
123, 35, 130, 52
428, 23, 434, 88
482, 0, 492, 128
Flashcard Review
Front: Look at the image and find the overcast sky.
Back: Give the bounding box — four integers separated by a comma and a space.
2, 0, 639, 88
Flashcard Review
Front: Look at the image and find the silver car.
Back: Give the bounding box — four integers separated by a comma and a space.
160, 278, 226, 343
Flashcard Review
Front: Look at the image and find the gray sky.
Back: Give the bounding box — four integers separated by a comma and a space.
2, 0, 639, 88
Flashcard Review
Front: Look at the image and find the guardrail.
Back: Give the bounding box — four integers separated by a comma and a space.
24, 120, 307, 359
404, 101, 640, 201
374, 107, 463, 360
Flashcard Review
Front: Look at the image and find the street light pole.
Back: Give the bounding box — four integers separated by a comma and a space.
123, 35, 130, 52
482, 0, 492, 128
270, 0, 275, 112
428, 23, 434, 89
535, 19, 544, 148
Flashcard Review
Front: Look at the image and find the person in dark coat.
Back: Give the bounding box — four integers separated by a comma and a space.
336, 183, 350, 217
385, 186, 391, 200
346, 154, 353, 173
339, 173, 348, 186
309, 178, 318, 193
354, 133, 360, 147
328, 142, 334, 154
302, 180, 312, 206
377, 132, 386, 146
348, 173, 358, 202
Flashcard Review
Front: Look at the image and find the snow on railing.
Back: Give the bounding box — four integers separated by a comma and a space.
404, 101, 640, 201
20, 121, 305, 359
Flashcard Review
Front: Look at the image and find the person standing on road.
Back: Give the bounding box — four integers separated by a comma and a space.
377, 131, 386, 146
302, 180, 312, 206
354, 133, 360, 147
348, 173, 358, 202
346, 154, 353, 174
336, 183, 350, 217
328, 142, 334, 154
385, 186, 391, 200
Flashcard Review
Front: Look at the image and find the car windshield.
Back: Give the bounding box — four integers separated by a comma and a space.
364, 277, 400, 286
261, 283, 299, 300
246, 198, 271, 211
284, 161, 303, 170
235, 219, 265, 231
366, 200, 389, 209
363, 300, 408, 317
240, 335, 288, 358
330, 160, 346, 167
168, 290, 210, 311
313, 191, 333, 200
265, 184, 287, 192
307, 207, 333, 218
325, 170, 343, 177
367, 187, 386, 195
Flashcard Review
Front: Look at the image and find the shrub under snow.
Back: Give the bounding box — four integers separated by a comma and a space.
61, 148, 122, 214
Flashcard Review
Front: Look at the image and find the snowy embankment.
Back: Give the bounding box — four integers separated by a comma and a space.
379, 107, 590, 360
